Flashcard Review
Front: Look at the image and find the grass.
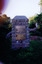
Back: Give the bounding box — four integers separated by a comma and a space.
0, 40, 42, 64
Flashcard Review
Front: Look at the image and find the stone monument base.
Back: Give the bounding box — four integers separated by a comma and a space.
12, 42, 30, 49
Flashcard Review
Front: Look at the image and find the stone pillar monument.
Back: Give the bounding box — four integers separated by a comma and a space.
12, 16, 30, 49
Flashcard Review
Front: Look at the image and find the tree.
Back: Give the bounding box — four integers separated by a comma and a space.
0, 14, 11, 53
29, 13, 42, 36
34, 13, 42, 24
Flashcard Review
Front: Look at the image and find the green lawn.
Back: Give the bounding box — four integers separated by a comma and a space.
1, 40, 42, 64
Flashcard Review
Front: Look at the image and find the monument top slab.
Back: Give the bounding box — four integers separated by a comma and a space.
13, 16, 28, 20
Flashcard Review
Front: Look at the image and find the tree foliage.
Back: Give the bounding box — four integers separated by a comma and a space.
29, 13, 42, 36
0, 14, 11, 56
34, 13, 42, 24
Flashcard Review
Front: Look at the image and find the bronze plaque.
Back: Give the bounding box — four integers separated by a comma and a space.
16, 34, 25, 40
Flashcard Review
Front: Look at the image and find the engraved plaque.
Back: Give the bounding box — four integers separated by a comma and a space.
15, 26, 26, 33
16, 34, 25, 40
